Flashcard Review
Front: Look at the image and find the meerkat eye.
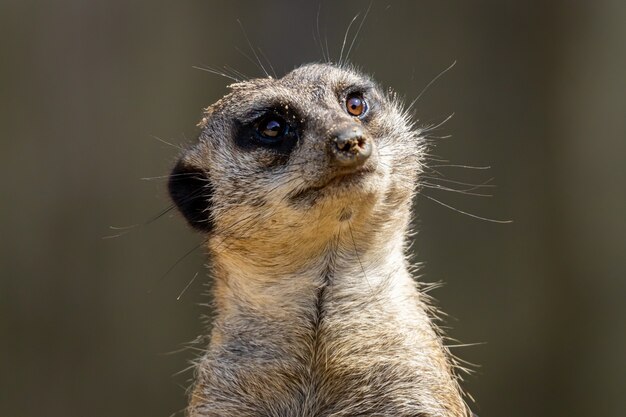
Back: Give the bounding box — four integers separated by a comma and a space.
257, 116, 287, 141
345, 93, 367, 118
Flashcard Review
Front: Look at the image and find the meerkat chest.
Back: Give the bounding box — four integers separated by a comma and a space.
191, 278, 441, 417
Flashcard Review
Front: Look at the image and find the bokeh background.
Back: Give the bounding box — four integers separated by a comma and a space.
2, 1, 625, 416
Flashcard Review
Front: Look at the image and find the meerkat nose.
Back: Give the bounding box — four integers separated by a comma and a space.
329, 125, 372, 168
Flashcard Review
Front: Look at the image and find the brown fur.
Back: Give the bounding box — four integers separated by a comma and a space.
169, 63, 472, 416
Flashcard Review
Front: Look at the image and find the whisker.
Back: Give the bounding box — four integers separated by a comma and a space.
445, 342, 487, 349
339, 13, 361, 65
315, 3, 328, 62
177, 271, 200, 301
407, 61, 457, 112
103, 204, 177, 239
429, 163, 491, 170
420, 176, 495, 189
148, 241, 205, 294
421, 113, 455, 133
192, 65, 240, 82
422, 134, 453, 140
141, 172, 199, 181
223, 63, 250, 81
324, 29, 330, 65
344, 1, 373, 64
421, 183, 492, 198
419, 193, 512, 224
257, 47, 277, 79
237, 19, 270, 78
150, 135, 184, 150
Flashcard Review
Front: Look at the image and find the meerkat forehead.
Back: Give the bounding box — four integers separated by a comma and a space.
280, 63, 376, 94
204, 64, 378, 125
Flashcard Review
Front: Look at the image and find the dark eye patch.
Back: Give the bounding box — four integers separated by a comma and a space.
233, 106, 301, 162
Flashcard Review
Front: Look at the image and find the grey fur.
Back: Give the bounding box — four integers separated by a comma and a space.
169, 63, 472, 417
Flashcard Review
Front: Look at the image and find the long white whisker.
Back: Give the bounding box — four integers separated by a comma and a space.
339, 13, 360, 65
407, 61, 457, 112
344, 1, 373, 63
237, 19, 270, 78
192, 65, 240, 82
419, 193, 512, 224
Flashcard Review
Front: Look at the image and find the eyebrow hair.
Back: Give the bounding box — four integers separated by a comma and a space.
336, 79, 376, 95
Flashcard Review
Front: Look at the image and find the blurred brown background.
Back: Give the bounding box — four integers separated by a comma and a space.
1, 1, 625, 416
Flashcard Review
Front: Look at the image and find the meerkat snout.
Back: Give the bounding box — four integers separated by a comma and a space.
329, 124, 372, 168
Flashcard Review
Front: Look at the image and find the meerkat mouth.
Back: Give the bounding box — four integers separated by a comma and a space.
288, 165, 378, 205
322, 166, 375, 188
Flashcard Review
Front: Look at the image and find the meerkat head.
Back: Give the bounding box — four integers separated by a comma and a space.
169, 63, 423, 251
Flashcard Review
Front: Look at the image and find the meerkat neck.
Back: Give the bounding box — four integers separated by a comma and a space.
206, 218, 435, 363
209, 216, 412, 319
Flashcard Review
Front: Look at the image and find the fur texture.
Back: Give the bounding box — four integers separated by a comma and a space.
169, 63, 472, 417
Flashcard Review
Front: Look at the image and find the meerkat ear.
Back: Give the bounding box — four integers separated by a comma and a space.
168, 157, 215, 233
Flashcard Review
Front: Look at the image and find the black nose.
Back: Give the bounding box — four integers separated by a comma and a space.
329, 125, 372, 168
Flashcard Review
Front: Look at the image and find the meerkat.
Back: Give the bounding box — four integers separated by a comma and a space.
168, 63, 475, 417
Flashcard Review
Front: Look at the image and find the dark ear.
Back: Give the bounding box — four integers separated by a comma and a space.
168, 158, 214, 233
